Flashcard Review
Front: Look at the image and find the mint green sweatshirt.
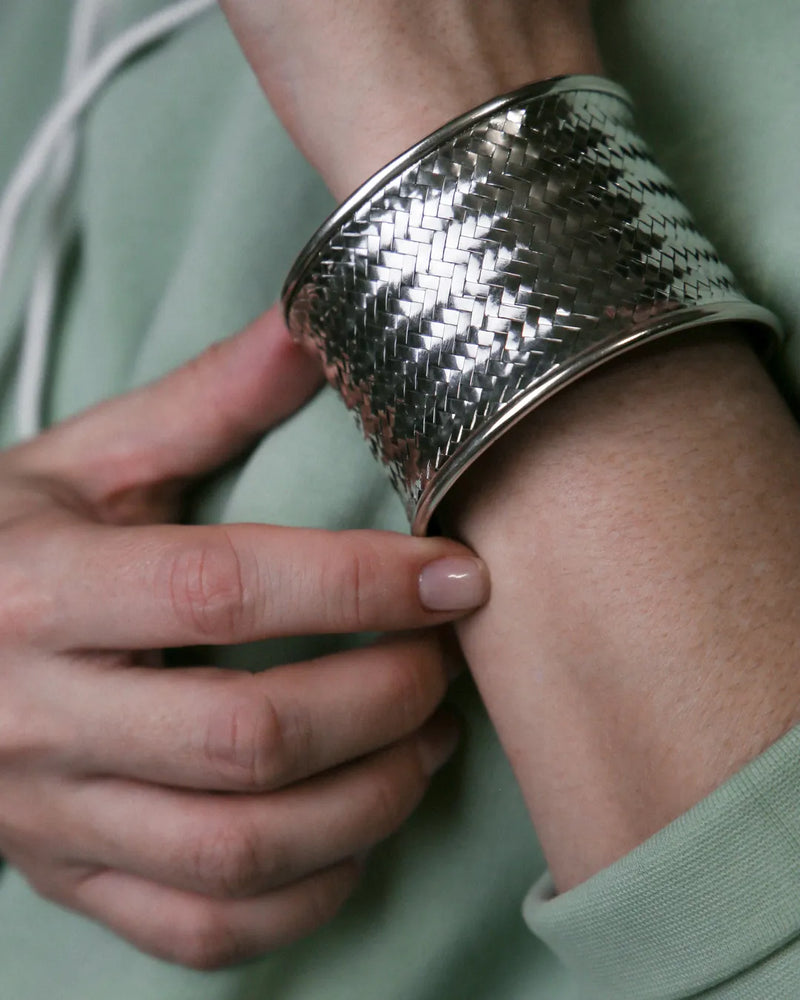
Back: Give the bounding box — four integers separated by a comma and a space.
1, 2, 799, 997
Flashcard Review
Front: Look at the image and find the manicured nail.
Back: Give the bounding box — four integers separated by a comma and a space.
417, 714, 461, 776
418, 557, 489, 612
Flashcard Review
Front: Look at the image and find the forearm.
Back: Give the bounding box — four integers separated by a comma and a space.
444, 329, 800, 890
222, 0, 800, 892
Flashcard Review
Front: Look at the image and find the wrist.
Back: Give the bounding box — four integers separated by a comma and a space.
445, 330, 800, 889
221, 0, 602, 199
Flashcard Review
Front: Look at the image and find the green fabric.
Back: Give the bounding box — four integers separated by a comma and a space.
526, 724, 800, 999
0, 1, 798, 998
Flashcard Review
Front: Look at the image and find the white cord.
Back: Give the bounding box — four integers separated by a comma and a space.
15, 0, 109, 439
3, 0, 217, 438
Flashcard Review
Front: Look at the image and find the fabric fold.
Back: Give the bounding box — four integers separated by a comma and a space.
524, 723, 800, 998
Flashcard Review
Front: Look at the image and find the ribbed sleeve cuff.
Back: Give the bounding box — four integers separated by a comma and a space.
523, 723, 800, 999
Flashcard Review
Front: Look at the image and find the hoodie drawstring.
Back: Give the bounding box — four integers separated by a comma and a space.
0, 0, 216, 439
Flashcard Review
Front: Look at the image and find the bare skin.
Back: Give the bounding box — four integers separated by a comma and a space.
0, 305, 490, 967
221, 0, 602, 200
223, 0, 800, 894
445, 330, 800, 889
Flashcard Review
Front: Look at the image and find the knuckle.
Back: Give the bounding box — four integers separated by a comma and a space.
0, 688, 62, 769
203, 686, 289, 791
325, 541, 382, 631
302, 863, 359, 932
187, 819, 266, 898
0, 539, 55, 647
161, 530, 254, 640
168, 905, 244, 971
22, 866, 70, 906
382, 644, 443, 731
366, 754, 426, 835
0, 586, 44, 645
0, 707, 35, 767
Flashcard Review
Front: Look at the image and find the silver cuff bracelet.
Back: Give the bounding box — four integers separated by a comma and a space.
282, 75, 781, 535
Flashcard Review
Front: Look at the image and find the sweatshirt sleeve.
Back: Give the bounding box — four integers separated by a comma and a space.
523, 722, 800, 999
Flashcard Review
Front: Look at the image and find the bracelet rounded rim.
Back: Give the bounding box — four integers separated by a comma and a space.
412, 301, 783, 535
282, 74, 632, 314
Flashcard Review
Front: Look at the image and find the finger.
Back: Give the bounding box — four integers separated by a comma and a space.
17, 306, 322, 507
59, 714, 458, 900
67, 862, 361, 969
62, 633, 452, 790
40, 522, 490, 649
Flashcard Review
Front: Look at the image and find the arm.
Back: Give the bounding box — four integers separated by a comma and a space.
222, 0, 800, 891
445, 327, 800, 890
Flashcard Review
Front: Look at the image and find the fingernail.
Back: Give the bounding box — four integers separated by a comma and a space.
418, 557, 489, 612
417, 714, 461, 776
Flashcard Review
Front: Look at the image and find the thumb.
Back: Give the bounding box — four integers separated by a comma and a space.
20, 305, 323, 508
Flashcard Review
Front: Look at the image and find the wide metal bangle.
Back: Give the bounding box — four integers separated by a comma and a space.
282, 75, 781, 535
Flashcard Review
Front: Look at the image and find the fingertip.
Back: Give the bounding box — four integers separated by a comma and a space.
233, 303, 316, 370
418, 555, 490, 614
416, 709, 462, 776
259, 305, 324, 378
217, 305, 324, 425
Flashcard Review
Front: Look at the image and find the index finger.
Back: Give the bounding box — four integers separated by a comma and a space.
17, 306, 323, 505
36, 523, 489, 650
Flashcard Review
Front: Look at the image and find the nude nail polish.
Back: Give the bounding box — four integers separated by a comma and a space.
418, 557, 489, 612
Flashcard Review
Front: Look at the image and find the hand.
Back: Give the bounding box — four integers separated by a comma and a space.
0, 306, 489, 967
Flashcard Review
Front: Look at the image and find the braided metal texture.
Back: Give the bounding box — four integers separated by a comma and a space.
284, 78, 779, 533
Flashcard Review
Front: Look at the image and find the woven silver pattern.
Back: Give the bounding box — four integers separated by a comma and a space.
284, 77, 780, 533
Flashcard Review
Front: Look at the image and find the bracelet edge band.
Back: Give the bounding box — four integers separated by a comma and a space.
281, 74, 784, 536
412, 301, 782, 534
282, 75, 631, 313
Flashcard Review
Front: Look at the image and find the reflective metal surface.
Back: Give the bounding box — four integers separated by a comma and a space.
283, 76, 781, 534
